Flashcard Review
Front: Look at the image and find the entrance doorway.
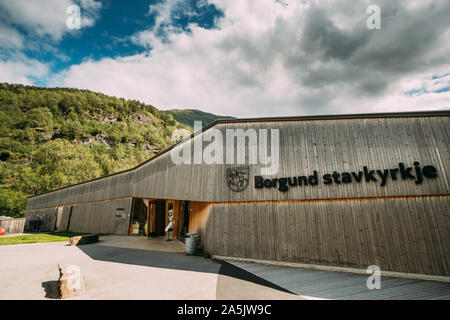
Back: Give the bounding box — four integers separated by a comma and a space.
129, 199, 167, 237
179, 201, 190, 240
165, 200, 190, 241
129, 198, 191, 239
129, 198, 150, 236
152, 200, 166, 236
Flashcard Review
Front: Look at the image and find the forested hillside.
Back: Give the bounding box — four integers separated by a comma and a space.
0, 83, 190, 217
164, 109, 234, 128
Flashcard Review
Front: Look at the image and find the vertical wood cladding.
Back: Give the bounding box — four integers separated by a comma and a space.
204, 196, 450, 276
67, 198, 132, 235
188, 202, 212, 233
24, 208, 58, 232
23, 113, 450, 276
0, 218, 25, 234
26, 115, 449, 209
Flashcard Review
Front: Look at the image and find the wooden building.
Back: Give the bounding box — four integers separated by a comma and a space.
24, 111, 450, 276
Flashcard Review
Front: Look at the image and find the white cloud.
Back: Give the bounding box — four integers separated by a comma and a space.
0, 22, 24, 49
0, 0, 102, 41
53, 0, 450, 116
0, 0, 102, 87
0, 55, 49, 85
373, 90, 450, 113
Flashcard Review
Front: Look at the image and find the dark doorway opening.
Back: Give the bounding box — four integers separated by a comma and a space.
178, 201, 190, 241
66, 205, 73, 231
153, 200, 166, 236
129, 198, 150, 236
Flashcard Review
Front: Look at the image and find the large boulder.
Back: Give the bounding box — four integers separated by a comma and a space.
69, 234, 99, 246
58, 264, 87, 299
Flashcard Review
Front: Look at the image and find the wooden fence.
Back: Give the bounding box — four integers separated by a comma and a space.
0, 218, 25, 234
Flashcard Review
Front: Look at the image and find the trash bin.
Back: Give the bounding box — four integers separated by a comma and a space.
185, 232, 197, 254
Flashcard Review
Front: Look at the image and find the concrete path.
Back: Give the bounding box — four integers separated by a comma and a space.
96, 235, 186, 253
227, 261, 450, 300
2, 235, 448, 300
0, 236, 303, 300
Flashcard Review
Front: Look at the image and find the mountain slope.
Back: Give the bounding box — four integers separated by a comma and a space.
0, 83, 190, 217
164, 109, 234, 128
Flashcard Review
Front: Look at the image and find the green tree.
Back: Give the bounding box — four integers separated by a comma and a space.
25, 107, 54, 130
27, 139, 102, 191
0, 188, 28, 217
0, 82, 192, 217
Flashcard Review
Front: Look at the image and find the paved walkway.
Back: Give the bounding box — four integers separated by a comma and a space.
0, 235, 303, 300
2, 235, 447, 300
227, 261, 450, 300
96, 235, 186, 253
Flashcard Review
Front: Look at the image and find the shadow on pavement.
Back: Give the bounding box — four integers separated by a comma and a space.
41, 281, 60, 299
77, 245, 293, 294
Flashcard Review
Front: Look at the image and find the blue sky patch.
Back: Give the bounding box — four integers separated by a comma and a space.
1, 0, 224, 81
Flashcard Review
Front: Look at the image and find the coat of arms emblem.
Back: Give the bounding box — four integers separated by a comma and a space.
226, 166, 249, 192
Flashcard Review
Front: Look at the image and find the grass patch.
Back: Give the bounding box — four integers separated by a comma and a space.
0, 231, 91, 246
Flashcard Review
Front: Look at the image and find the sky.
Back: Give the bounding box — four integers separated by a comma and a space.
0, 0, 449, 117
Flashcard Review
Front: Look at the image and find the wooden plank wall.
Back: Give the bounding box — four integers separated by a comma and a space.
26, 115, 450, 210
189, 202, 212, 234
22, 115, 450, 275
57, 206, 72, 231
68, 198, 132, 235
24, 208, 58, 232
0, 218, 25, 234
204, 196, 450, 276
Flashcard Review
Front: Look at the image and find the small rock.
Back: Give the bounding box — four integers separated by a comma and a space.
58, 264, 87, 299
69, 234, 99, 246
